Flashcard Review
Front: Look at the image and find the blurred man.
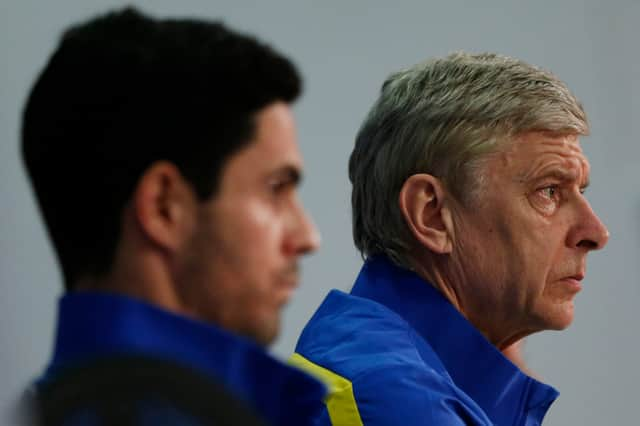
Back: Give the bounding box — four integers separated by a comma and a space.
22, 7, 324, 425
290, 53, 608, 425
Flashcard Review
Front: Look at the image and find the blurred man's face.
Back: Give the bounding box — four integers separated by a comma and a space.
181, 101, 319, 345
450, 132, 608, 345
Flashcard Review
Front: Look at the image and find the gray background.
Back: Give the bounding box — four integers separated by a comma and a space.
2, 1, 638, 424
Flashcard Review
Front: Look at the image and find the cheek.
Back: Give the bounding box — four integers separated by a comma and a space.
234, 204, 288, 287
462, 212, 513, 263
223, 200, 282, 245
244, 205, 284, 254
524, 217, 567, 273
471, 215, 539, 289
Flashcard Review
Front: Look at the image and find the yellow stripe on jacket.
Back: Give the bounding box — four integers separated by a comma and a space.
289, 352, 364, 426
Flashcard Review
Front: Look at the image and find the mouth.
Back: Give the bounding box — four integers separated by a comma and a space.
560, 273, 584, 293
279, 274, 300, 305
277, 286, 297, 308
274, 262, 301, 305
281, 264, 300, 286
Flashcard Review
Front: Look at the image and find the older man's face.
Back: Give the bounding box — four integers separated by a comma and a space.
451, 132, 608, 343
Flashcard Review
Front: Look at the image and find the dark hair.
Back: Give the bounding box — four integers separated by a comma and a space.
22, 7, 302, 289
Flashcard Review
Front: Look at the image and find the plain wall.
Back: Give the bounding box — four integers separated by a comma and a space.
2, 1, 638, 424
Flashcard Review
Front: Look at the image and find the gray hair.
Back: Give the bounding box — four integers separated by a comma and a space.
349, 52, 589, 268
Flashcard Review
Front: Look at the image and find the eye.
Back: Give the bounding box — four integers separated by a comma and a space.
266, 167, 301, 197
268, 179, 287, 194
268, 177, 296, 196
539, 185, 558, 199
531, 185, 562, 216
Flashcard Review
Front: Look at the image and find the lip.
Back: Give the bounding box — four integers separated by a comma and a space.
279, 279, 299, 304
283, 275, 300, 291
560, 274, 583, 293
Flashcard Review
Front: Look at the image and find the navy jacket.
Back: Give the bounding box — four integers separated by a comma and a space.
33, 292, 326, 425
291, 256, 558, 425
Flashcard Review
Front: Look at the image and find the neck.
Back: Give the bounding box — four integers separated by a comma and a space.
74, 243, 187, 318
407, 253, 534, 350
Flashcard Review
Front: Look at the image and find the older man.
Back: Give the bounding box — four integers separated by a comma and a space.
22, 8, 324, 425
290, 53, 608, 425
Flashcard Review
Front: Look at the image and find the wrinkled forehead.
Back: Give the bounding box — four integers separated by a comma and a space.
495, 132, 590, 183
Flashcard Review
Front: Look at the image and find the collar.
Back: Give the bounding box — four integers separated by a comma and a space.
350, 256, 559, 425
43, 291, 326, 425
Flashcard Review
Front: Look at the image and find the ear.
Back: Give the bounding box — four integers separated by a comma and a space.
131, 161, 198, 252
398, 174, 453, 254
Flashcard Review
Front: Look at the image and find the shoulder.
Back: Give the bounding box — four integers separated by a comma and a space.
34, 355, 266, 425
297, 290, 445, 379
294, 291, 491, 425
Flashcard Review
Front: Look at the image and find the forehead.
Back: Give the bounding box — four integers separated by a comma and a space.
491, 132, 590, 183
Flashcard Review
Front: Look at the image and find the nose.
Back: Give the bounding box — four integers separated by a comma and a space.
286, 201, 321, 256
567, 197, 609, 251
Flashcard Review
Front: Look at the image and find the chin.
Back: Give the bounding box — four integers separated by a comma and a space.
251, 318, 280, 347
549, 319, 573, 331
543, 302, 575, 330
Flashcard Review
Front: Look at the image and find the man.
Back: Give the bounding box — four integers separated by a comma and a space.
290, 52, 609, 425
22, 7, 325, 425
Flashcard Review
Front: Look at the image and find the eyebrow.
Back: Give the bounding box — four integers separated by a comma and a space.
524, 168, 590, 188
